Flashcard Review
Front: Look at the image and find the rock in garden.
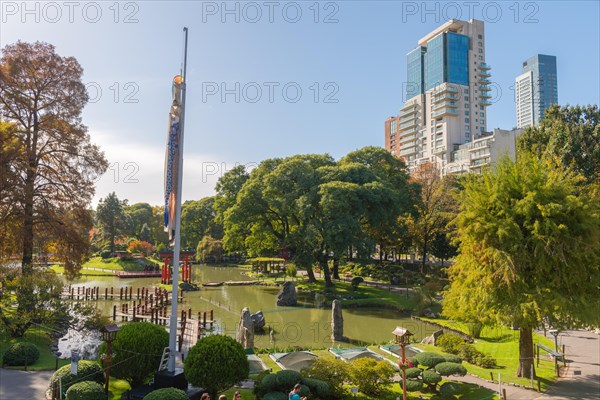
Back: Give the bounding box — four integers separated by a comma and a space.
421, 308, 437, 318
179, 281, 200, 291
236, 307, 254, 349
250, 311, 266, 332
276, 281, 297, 306
331, 299, 347, 342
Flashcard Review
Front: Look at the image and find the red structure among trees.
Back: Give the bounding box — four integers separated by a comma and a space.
159, 251, 195, 284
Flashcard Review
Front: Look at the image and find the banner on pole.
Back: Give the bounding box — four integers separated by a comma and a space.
164, 75, 184, 244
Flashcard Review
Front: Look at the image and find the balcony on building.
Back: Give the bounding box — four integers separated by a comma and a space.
399, 147, 417, 157
479, 62, 491, 70
432, 108, 459, 118
479, 99, 492, 106
432, 101, 458, 112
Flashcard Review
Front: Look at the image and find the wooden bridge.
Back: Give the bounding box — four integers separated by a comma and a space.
61, 285, 184, 303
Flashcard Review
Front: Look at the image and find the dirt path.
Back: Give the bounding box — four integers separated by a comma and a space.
0, 369, 53, 400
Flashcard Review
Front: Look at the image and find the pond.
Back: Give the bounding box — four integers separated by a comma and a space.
64, 265, 436, 348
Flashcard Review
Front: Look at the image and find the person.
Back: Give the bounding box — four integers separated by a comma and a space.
201, 394, 210, 400
289, 383, 307, 400
233, 391, 241, 400
218, 396, 226, 400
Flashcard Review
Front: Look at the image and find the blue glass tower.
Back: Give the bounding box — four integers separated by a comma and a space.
406, 47, 426, 99
522, 54, 558, 125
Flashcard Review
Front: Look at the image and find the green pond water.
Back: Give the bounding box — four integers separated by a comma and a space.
65, 265, 435, 348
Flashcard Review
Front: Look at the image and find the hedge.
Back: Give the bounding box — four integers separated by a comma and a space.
262, 392, 288, 400
440, 381, 466, 397
50, 360, 104, 392
401, 379, 423, 392
434, 362, 467, 377
405, 367, 422, 379
2, 342, 40, 366
414, 352, 447, 368
65, 381, 105, 400
143, 387, 189, 400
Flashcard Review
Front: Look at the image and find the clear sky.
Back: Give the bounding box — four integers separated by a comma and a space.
2, 0, 599, 207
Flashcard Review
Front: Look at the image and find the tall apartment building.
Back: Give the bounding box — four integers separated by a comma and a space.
385, 19, 491, 172
515, 54, 558, 128
443, 128, 523, 175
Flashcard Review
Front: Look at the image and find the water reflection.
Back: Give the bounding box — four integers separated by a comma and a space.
63, 265, 435, 348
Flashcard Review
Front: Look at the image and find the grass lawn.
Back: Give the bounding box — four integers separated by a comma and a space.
416, 318, 558, 391
0, 327, 69, 371
49, 256, 161, 276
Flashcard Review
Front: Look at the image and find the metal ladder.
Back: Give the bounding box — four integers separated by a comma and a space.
158, 347, 171, 371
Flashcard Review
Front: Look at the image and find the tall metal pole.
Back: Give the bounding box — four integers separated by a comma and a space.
168, 26, 188, 373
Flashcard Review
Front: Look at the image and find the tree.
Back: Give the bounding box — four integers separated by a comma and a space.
196, 236, 223, 263
408, 163, 458, 273
181, 197, 223, 249
429, 231, 457, 268
443, 154, 600, 379
124, 202, 153, 240
0, 122, 22, 262
184, 334, 249, 398
518, 104, 599, 184
100, 322, 168, 387
0, 41, 108, 275
96, 192, 128, 254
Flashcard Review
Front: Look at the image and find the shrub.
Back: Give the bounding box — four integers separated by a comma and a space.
434, 362, 467, 377
275, 369, 302, 389
185, 334, 249, 397
65, 381, 105, 400
414, 352, 446, 368
436, 334, 464, 354
99, 322, 168, 387
457, 343, 480, 364
407, 357, 419, 368
302, 356, 349, 395
50, 360, 104, 393
301, 378, 332, 399
439, 382, 466, 398
443, 354, 462, 364
351, 276, 364, 289
404, 367, 422, 379
2, 342, 40, 366
100, 250, 111, 259
143, 387, 189, 400
255, 373, 279, 397
422, 369, 442, 386
348, 358, 394, 396
286, 264, 297, 278
262, 392, 288, 400
401, 379, 423, 392
476, 354, 497, 368
467, 322, 483, 339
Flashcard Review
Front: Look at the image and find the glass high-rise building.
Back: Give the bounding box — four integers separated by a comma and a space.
515, 54, 558, 128
386, 19, 490, 171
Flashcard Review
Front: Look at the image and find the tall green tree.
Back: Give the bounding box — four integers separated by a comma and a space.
96, 192, 128, 254
518, 104, 599, 184
181, 197, 223, 249
0, 122, 22, 262
123, 202, 153, 240
443, 154, 600, 379
0, 41, 108, 275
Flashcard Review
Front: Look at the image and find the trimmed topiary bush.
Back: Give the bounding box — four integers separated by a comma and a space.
435, 362, 467, 377
184, 334, 249, 397
275, 369, 302, 388
301, 377, 332, 398
348, 358, 394, 396
436, 334, 464, 354
440, 381, 466, 397
443, 354, 462, 364
405, 367, 422, 379
262, 392, 288, 400
255, 373, 279, 397
414, 352, 446, 368
407, 357, 419, 368
2, 342, 40, 366
50, 360, 104, 393
401, 379, 423, 392
99, 321, 168, 387
475, 354, 497, 368
143, 387, 189, 400
65, 381, 105, 400
422, 369, 442, 386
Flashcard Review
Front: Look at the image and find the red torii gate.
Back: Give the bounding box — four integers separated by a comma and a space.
158, 251, 195, 284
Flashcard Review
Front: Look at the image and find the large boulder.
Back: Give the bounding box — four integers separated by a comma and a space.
421, 329, 444, 345
276, 282, 297, 306
250, 310, 266, 332
331, 299, 347, 342
236, 307, 254, 349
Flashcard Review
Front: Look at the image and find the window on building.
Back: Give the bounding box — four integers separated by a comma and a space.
465, 125, 470, 131
475, 119, 478, 122
464, 96, 469, 101
480, 112, 485, 117
465, 118, 469, 123
464, 104, 469, 108
478, 34, 482, 39
479, 48, 483, 54
480, 106, 484, 110
479, 55, 483, 60
464, 89, 469, 94
465, 111, 469, 116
